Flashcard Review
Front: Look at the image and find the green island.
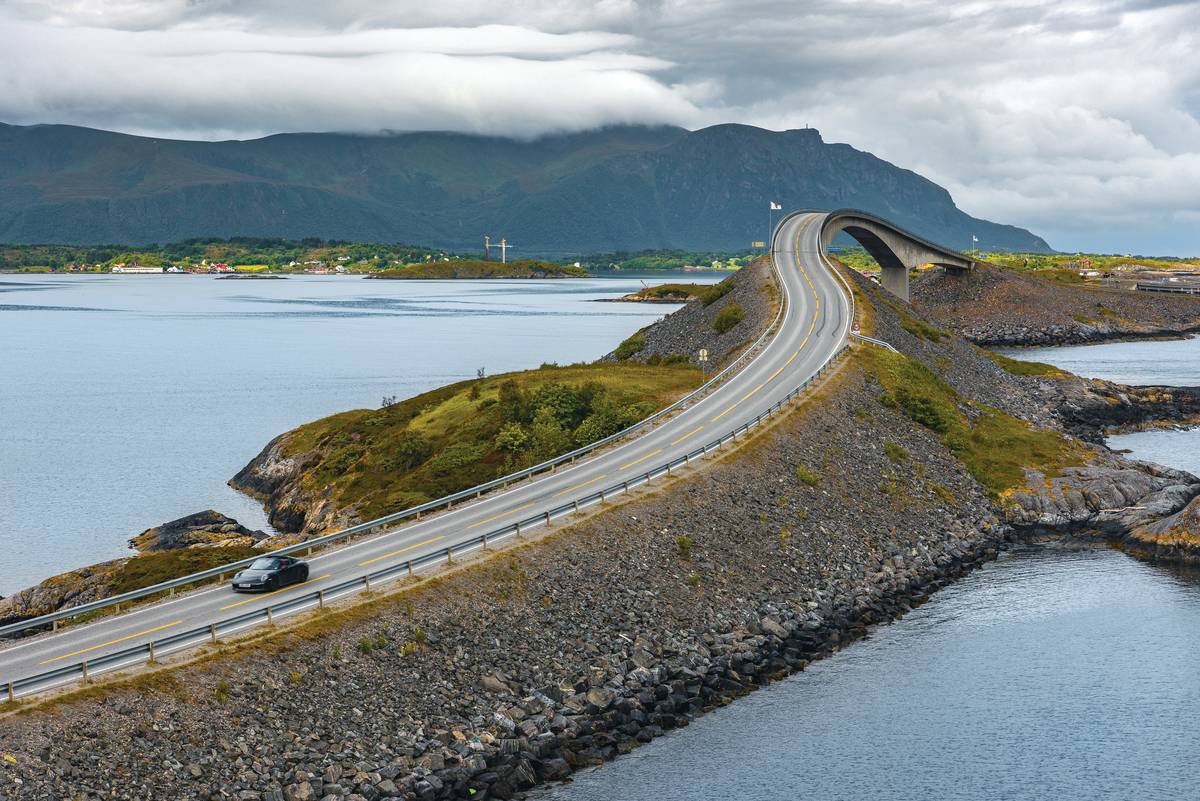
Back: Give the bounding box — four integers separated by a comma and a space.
368, 259, 588, 280
266, 360, 701, 524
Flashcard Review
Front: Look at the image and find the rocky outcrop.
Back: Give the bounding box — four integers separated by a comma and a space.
0, 559, 127, 627
129, 510, 266, 552
0, 512, 265, 629
1050, 378, 1200, 442
1005, 452, 1200, 535
911, 264, 1200, 346
1127, 495, 1200, 563
230, 436, 357, 538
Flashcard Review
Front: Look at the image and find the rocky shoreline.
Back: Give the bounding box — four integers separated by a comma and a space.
6, 264, 1200, 800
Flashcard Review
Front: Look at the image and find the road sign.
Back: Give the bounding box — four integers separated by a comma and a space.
698, 348, 709, 362
852, 322, 860, 333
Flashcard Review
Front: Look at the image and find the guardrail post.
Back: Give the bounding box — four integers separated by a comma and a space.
81, 660, 89, 683
169, 587, 175, 597
482, 531, 488, 549
210, 623, 218, 644
52, 619, 59, 632
573, 499, 580, 513
407, 560, 414, 578
544, 511, 551, 528
148, 641, 157, 663
6, 681, 13, 703
307, 546, 313, 556
218, 573, 224, 584
363, 576, 372, 593
623, 480, 630, 493
318, 589, 325, 609
446, 546, 454, 564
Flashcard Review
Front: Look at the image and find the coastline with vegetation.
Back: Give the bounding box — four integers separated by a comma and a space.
8, 259, 1200, 800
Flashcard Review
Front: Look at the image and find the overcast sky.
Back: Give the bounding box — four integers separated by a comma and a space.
2, 0, 1198, 254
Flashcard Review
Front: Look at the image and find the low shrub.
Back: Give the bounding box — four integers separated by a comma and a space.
713, 301, 745, 334
615, 334, 647, 360
795, 465, 821, 486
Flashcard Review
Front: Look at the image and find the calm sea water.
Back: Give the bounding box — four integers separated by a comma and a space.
537, 337, 1200, 801
0, 274, 714, 595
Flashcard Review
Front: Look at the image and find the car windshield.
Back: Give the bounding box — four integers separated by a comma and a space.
249, 558, 281, 570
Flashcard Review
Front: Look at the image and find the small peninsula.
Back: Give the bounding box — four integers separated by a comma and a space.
367, 259, 588, 280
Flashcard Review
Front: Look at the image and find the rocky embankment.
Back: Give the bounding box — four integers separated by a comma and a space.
0, 511, 264, 628
6, 267, 1200, 800
602, 258, 776, 366
911, 264, 1200, 346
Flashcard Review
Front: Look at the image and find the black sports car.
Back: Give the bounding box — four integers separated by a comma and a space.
231, 556, 310, 592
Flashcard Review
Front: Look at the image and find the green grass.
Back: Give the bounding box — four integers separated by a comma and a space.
880, 296, 946, 342
105, 545, 265, 596
884, 442, 909, 463
700, 279, 735, 306
713, 301, 745, 333
794, 465, 821, 486
627, 283, 708, 301
863, 349, 1084, 498
277, 361, 701, 523
371, 259, 587, 279
982, 350, 1066, 378
615, 333, 647, 360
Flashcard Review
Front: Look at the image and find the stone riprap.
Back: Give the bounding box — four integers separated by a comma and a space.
3, 268, 1200, 800
911, 264, 1200, 346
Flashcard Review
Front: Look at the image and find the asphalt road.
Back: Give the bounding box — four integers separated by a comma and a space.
0, 211, 853, 696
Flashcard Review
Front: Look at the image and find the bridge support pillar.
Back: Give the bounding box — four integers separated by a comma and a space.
880, 266, 909, 302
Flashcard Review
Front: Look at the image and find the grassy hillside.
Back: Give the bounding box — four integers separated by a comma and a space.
265, 361, 700, 525
369, 259, 588, 279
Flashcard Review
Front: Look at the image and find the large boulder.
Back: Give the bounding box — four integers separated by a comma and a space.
129, 510, 266, 552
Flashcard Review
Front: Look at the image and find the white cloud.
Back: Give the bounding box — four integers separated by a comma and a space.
2, 0, 1199, 253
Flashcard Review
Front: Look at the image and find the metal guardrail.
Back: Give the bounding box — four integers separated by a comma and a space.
2, 342, 852, 704
851, 333, 898, 352
1, 209, 860, 703
0, 240, 793, 640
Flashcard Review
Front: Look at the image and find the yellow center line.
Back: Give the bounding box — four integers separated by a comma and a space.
670, 426, 704, 446
768, 364, 786, 381
41, 620, 183, 665
711, 402, 739, 422
219, 574, 331, 611
740, 382, 765, 402
552, 475, 607, 497
358, 535, 445, 567
620, 449, 662, 470
467, 503, 535, 529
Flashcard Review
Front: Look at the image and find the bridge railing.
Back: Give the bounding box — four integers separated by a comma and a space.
3, 338, 853, 704
0, 252, 792, 640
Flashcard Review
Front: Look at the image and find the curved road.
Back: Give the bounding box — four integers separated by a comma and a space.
0, 211, 853, 698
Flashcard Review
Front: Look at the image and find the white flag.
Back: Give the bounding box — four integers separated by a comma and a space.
769, 201, 782, 210
972, 235, 978, 243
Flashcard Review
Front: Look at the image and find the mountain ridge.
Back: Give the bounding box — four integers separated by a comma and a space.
0, 122, 1052, 253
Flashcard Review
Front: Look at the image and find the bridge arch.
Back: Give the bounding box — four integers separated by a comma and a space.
817, 209, 974, 301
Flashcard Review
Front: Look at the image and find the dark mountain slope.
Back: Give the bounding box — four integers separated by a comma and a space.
0, 121, 1050, 252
